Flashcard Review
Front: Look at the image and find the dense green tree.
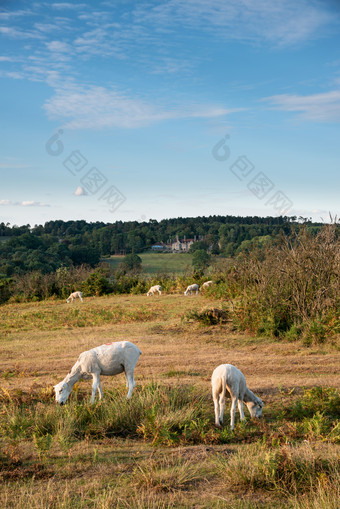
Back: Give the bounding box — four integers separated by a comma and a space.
189, 240, 207, 253
69, 246, 100, 267
192, 249, 211, 270
121, 253, 142, 272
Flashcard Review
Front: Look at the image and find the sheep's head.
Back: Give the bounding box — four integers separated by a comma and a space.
54, 381, 72, 405
66, 298, 70, 303
246, 399, 263, 419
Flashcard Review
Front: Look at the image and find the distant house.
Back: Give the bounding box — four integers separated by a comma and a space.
151, 235, 201, 252
171, 236, 196, 252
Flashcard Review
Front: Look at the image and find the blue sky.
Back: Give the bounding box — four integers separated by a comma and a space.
0, 0, 339, 226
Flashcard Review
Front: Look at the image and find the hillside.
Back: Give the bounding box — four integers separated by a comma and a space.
1, 293, 339, 508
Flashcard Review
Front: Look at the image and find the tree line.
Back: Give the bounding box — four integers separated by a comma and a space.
0, 214, 319, 278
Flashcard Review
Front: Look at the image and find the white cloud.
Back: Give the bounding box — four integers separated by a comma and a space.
133, 0, 338, 47
22, 201, 50, 207
0, 200, 50, 207
74, 186, 87, 196
51, 3, 86, 10
263, 89, 340, 122
0, 26, 43, 40
46, 41, 71, 53
43, 83, 240, 129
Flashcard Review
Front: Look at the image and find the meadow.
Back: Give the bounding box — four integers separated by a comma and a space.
1, 293, 339, 508
104, 252, 193, 274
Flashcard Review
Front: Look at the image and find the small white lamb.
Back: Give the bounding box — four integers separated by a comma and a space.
201, 281, 214, 289
211, 364, 263, 430
66, 291, 83, 303
184, 283, 199, 296
54, 341, 141, 404
147, 285, 162, 296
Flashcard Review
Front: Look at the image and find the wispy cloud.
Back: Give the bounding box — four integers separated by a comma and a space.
51, 3, 87, 10
0, 199, 50, 207
263, 89, 340, 122
46, 41, 71, 53
43, 84, 239, 129
1, 0, 339, 131
133, 0, 339, 47
0, 25, 44, 40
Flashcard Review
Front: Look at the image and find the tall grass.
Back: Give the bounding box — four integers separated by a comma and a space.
216, 442, 340, 500
1, 384, 339, 508
1, 385, 339, 448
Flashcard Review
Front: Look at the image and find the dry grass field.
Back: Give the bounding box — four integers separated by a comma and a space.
1, 294, 339, 508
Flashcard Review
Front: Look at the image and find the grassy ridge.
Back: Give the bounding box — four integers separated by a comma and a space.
0, 301, 155, 332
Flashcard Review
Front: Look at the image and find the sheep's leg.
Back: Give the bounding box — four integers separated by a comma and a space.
213, 397, 220, 427
230, 397, 237, 430
125, 371, 136, 399
219, 391, 226, 426
238, 399, 246, 422
212, 385, 221, 427
97, 378, 104, 400
91, 373, 101, 403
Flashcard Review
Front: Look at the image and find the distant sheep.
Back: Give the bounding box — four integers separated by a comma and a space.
211, 364, 263, 430
147, 285, 162, 296
54, 341, 141, 404
184, 283, 199, 296
201, 281, 214, 289
66, 291, 83, 303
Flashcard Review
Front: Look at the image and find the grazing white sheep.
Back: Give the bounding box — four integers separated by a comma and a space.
211, 364, 263, 430
202, 281, 214, 289
66, 291, 83, 303
54, 341, 141, 404
147, 285, 162, 296
184, 283, 199, 296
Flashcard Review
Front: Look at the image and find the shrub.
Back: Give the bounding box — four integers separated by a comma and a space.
182, 306, 230, 326
81, 270, 113, 296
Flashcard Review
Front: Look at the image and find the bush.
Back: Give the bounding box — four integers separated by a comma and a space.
182, 306, 230, 325
120, 253, 142, 273
81, 270, 113, 297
